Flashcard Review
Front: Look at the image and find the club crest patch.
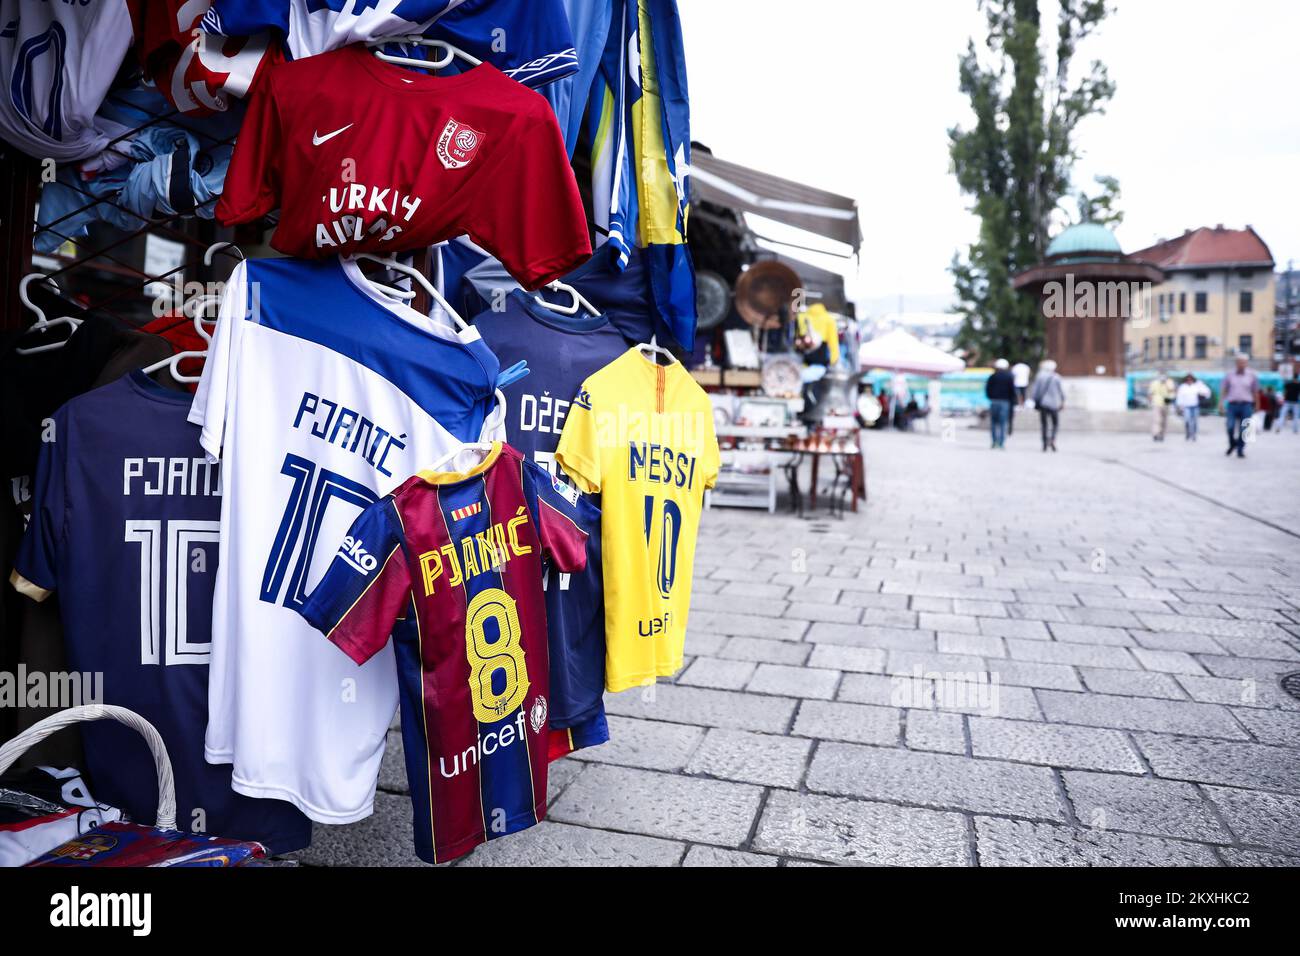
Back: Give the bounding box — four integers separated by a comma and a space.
437, 118, 485, 169
529, 695, 548, 734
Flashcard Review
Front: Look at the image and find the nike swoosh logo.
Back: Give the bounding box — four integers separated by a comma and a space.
312, 124, 353, 146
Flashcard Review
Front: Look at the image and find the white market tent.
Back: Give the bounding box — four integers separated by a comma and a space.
858, 328, 965, 376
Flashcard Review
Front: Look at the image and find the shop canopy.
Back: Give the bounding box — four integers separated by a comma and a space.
689, 152, 862, 254
859, 329, 966, 376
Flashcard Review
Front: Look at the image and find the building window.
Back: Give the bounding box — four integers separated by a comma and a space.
1179, 336, 1186, 358
1239, 290, 1253, 313
1143, 338, 1150, 361
1195, 292, 1208, 313
1179, 292, 1186, 312
1194, 335, 1207, 359
1192, 271, 1208, 280
1238, 334, 1252, 356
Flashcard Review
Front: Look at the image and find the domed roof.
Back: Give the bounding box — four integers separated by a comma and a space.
1046, 222, 1123, 261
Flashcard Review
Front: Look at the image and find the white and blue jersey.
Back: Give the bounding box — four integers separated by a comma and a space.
0, 0, 134, 160
203, 0, 578, 89
189, 256, 501, 824
13, 371, 312, 853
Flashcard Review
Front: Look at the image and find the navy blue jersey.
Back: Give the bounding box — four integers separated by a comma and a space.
13, 371, 311, 852
473, 291, 625, 732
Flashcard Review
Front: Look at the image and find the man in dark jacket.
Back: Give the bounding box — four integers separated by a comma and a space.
985, 358, 1016, 449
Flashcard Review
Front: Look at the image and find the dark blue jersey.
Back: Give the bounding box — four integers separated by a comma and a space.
473, 291, 625, 732
13, 371, 311, 852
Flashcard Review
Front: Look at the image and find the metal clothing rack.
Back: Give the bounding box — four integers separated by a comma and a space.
0, 92, 250, 335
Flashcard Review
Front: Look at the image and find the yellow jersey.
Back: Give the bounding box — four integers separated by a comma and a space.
556, 348, 720, 692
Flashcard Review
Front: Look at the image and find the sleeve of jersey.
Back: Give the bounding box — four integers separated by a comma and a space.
214, 68, 283, 225
464, 111, 591, 291
526, 463, 592, 576
188, 261, 249, 462
298, 500, 411, 666
702, 409, 721, 491
10, 408, 70, 602
438, 0, 578, 89
554, 385, 601, 494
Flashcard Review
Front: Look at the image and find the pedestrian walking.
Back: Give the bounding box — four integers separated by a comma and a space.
1221, 354, 1260, 458
1148, 371, 1175, 442
1029, 359, 1065, 452
985, 359, 1015, 449
1279, 372, 1300, 433
1174, 373, 1211, 441
1011, 361, 1030, 435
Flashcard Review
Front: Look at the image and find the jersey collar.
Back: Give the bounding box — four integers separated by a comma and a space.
416, 442, 504, 485
509, 288, 612, 334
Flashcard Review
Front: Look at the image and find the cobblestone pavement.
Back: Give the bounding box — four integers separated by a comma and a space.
296, 421, 1300, 866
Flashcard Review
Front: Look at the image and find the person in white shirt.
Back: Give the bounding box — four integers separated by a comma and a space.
1174, 373, 1212, 441
1010, 361, 1030, 436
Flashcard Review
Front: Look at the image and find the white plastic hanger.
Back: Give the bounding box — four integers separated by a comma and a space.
350, 255, 418, 303
638, 335, 676, 366
367, 36, 482, 72
350, 253, 468, 329
424, 390, 507, 472
141, 294, 218, 384
202, 241, 244, 267
533, 280, 600, 318
14, 274, 83, 355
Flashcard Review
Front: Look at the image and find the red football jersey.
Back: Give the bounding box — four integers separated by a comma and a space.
216, 45, 591, 289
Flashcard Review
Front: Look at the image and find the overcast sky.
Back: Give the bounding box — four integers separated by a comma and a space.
678, 0, 1300, 315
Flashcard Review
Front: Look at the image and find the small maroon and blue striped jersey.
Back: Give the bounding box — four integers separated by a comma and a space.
300, 443, 592, 863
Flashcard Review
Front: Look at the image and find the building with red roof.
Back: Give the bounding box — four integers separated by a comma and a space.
1126, 225, 1275, 370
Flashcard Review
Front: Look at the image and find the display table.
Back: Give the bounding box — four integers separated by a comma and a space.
783, 441, 866, 516
710, 425, 803, 513
711, 424, 865, 517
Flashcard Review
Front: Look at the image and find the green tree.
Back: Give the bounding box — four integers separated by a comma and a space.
1076, 174, 1123, 228
949, 0, 1117, 364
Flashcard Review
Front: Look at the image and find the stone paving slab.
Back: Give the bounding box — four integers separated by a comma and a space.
904, 710, 967, 754
682, 845, 778, 867
1060, 771, 1232, 843
806, 741, 1066, 821
754, 791, 970, 866
1133, 732, 1300, 793
549, 764, 764, 847
1037, 689, 1250, 740
968, 717, 1144, 773
568, 716, 705, 772
974, 817, 1222, 866
458, 822, 685, 867
603, 683, 796, 734
686, 728, 813, 788
792, 699, 901, 746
